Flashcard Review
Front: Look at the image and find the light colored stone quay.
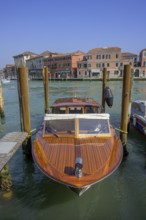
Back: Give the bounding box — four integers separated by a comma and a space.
0, 132, 28, 171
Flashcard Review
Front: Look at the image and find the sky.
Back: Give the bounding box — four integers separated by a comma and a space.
0, 0, 146, 68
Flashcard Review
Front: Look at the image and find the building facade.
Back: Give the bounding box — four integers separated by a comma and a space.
13, 51, 38, 69
4, 64, 16, 79
139, 48, 146, 77
26, 51, 62, 79
77, 47, 138, 78
26, 55, 44, 79
10, 47, 146, 79
44, 51, 85, 79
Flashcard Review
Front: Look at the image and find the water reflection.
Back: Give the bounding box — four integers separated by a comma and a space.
1, 80, 146, 220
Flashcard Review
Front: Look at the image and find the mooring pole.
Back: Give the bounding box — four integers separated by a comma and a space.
120, 65, 132, 156
0, 80, 5, 120
17, 67, 31, 155
102, 68, 107, 113
43, 66, 49, 113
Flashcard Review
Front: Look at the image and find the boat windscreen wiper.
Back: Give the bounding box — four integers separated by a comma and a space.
46, 126, 59, 137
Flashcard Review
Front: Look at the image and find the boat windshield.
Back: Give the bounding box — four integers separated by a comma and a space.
45, 119, 75, 136
78, 118, 110, 134
44, 114, 110, 137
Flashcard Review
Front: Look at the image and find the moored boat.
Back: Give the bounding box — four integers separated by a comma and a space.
32, 97, 123, 195
130, 100, 146, 135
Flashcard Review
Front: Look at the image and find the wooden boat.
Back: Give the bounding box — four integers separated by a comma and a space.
32, 97, 123, 195
130, 100, 146, 135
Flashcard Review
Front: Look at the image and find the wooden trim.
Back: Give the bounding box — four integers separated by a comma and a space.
75, 118, 79, 138
42, 121, 46, 137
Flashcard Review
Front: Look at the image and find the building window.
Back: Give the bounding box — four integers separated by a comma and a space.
114, 70, 119, 75
144, 52, 146, 56
84, 64, 87, 68
116, 63, 118, 67
107, 63, 110, 67
102, 63, 104, 67
116, 54, 119, 59
102, 55, 105, 59
87, 55, 92, 60
96, 63, 100, 67
96, 55, 101, 59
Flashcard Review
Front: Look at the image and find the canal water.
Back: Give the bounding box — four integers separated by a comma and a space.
0, 80, 146, 220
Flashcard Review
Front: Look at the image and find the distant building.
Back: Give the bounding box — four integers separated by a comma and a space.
26, 51, 61, 79
13, 51, 38, 69
44, 51, 85, 79
139, 48, 146, 77
4, 64, 16, 79
11, 47, 146, 80
120, 52, 137, 77
77, 47, 138, 78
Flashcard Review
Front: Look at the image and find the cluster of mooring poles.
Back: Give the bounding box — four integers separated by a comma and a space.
0, 65, 132, 192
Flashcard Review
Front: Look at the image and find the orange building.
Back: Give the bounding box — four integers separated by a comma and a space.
44, 51, 85, 78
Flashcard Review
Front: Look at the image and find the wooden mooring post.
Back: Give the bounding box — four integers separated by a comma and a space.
43, 66, 49, 113
101, 68, 107, 112
17, 67, 31, 155
0, 80, 5, 121
120, 65, 132, 156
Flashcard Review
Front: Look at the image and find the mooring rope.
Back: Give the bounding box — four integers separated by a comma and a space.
115, 128, 128, 134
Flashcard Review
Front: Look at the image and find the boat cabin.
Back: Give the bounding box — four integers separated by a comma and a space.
43, 114, 111, 138
50, 97, 101, 114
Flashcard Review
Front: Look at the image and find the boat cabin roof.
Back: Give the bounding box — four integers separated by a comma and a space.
43, 114, 111, 138
51, 97, 101, 108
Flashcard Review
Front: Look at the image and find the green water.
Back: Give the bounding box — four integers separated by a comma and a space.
0, 80, 146, 220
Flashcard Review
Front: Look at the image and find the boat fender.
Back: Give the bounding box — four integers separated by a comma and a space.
133, 116, 136, 126
104, 86, 113, 108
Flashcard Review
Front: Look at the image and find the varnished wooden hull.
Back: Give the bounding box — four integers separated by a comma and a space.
32, 128, 123, 194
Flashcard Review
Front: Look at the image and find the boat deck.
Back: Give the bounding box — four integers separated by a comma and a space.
33, 128, 123, 188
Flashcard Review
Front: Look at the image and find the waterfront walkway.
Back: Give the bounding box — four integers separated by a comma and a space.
0, 132, 28, 171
